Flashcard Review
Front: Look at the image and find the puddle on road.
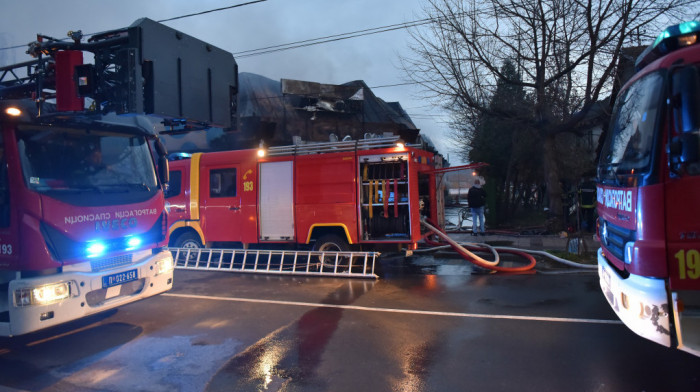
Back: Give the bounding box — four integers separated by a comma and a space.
377, 252, 538, 292
380, 251, 537, 278
205, 250, 538, 391
206, 280, 374, 391
409, 255, 477, 276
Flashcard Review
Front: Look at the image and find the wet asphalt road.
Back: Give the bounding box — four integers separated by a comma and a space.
1, 253, 700, 392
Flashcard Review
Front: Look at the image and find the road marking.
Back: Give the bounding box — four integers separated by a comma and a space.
162, 293, 623, 325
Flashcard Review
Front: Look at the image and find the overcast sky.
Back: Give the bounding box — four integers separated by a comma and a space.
0, 0, 458, 162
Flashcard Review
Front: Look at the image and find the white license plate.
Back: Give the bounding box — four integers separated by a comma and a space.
102, 269, 138, 288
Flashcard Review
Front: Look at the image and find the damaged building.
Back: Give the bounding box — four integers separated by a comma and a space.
163, 72, 423, 153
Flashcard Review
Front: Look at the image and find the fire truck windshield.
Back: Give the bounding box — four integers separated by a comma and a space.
16, 125, 157, 195
599, 71, 664, 178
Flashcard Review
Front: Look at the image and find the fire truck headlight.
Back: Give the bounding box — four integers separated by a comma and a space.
155, 256, 174, 275
14, 282, 73, 307
86, 241, 107, 258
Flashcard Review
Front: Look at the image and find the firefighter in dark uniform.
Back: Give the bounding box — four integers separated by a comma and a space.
578, 178, 597, 232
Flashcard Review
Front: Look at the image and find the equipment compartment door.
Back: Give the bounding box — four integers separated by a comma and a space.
359, 155, 410, 241
201, 165, 242, 242
259, 161, 294, 241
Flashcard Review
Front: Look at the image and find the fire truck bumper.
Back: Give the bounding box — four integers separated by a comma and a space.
671, 291, 700, 357
3, 249, 174, 336
598, 248, 671, 347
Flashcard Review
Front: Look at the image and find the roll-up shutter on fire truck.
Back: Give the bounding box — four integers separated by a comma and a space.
259, 161, 294, 240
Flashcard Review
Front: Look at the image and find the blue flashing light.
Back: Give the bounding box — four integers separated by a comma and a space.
168, 152, 192, 161
636, 21, 700, 71
86, 241, 107, 258
680, 21, 699, 35
653, 30, 671, 48
126, 236, 142, 250
85, 234, 145, 258
653, 21, 700, 50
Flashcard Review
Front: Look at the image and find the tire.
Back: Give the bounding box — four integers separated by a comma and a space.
171, 231, 203, 265
313, 234, 351, 269
173, 231, 203, 248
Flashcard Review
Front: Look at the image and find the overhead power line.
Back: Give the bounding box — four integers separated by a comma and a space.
234, 18, 433, 58
1, 43, 26, 51
232, 11, 471, 59
0, 1, 445, 97
2, 3, 443, 60
0, 0, 267, 52
370, 81, 419, 89
157, 0, 267, 23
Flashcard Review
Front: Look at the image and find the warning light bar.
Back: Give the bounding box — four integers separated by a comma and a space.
85, 235, 144, 258
86, 241, 107, 258
636, 21, 700, 71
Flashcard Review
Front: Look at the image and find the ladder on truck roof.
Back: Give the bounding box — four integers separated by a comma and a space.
266, 135, 412, 156
168, 247, 380, 279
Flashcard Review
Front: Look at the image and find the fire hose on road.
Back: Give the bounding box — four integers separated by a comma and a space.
420, 220, 596, 272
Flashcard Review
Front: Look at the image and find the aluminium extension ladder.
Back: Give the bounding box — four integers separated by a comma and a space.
266, 135, 418, 156
167, 247, 380, 279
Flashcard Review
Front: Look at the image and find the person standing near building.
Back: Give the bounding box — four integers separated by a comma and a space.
468, 179, 487, 236
578, 177, 597, 232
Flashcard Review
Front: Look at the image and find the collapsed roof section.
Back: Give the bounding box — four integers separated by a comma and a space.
229, 72, 419, 148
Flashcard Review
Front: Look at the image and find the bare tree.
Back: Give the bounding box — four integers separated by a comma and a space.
403, 0, 696, 225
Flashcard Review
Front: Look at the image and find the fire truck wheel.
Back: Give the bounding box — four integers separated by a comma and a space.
313, 234, 351, 269
173, 232, 203, 249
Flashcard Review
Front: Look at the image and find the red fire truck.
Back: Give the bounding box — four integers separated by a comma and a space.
597, 21, 700, 357
165, 138, 444, 255
0, 18, 237, 335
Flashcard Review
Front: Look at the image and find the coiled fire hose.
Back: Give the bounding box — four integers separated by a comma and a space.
421, 219, 536, 272
420, 219, 597, 272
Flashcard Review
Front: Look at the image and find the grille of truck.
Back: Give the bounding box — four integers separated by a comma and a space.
90, 254, 133, 272
600, 218, 635, 263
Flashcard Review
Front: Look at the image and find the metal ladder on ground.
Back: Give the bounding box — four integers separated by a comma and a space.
167, 247, 380, 279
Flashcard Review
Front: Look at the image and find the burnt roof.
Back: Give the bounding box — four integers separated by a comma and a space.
238, 72, 417, 130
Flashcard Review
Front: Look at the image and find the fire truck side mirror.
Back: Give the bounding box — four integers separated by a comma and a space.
669, 66, 700, 175
674, 66, 700, 133
154, 138, 167, 156
670, 133, 700, 162
154, 139, 169, 185
158, 155, 169, 186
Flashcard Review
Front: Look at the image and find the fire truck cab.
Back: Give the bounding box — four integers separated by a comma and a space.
0, 18, 237, 336
597, 21, 700, 357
